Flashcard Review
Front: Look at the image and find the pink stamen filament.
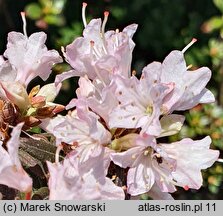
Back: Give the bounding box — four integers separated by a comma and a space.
217, 158, 223, 163
182, 38, 197, 53
20, 12, 28, 38
82, 2, 87, 28
102, 11, 109, 37
115, 29, 119, 48
101, 11, 109, 53
55, 144, 63, 164
90, 40, 102, 59
151, 160, 179, 187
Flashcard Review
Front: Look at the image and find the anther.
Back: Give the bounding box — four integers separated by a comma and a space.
132, 70, 137, 76
183, 185, 189, 191
186, 64, 193, 70
90, 40, 95, 46
89, 40, 95, 58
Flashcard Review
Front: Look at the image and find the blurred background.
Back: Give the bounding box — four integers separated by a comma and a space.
0, 0, 223, 199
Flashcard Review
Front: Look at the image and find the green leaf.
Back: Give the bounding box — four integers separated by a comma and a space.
28, 126, 42, 134
214, 0, 223, 13
19, 136, 62, 163
111, 7, 127, 20
44, 14, 65, 26
32, 187, 49, 200
39, 0, 52, 8
52, 0, 67, 14
203, 16, 223, 33
25, 3, 42, 20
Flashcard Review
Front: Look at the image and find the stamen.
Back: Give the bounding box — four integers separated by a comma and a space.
182, 38, 197, 53
20, 12, 28, 38
90, 40, 95, 58
102, 11, 109, 36
55, 144, 63, 164
144, 150, 149, 156
132, 70, 137, 76
217, 158, 223, 163
94, 66, 106, 87
101, 11, 109, 53
115, 29, 119, 47
151, 159, 179, 187
82, 2, 88, 28
186, 64, 193, 70
145, 104, 153, 116
89, 40, 101, 59
61, 46, 67, 59
153, 153, 161, 158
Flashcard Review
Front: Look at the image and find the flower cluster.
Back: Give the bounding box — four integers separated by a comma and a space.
0, 4, 220, 200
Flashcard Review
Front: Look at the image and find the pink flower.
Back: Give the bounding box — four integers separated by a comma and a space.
42, 103, 111, 163
111, 135, 219, 196
58, 6, 137, 85
67, 76, 118, 125
142, 50, 214, 113
108, 75, 173, 136
0, 123, 32, 192
47, 149, 124, 200
3, 31, 62, 86
159, 136, 219, 189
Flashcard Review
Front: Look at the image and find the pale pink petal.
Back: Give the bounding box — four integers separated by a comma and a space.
110, 146, 144, 168
0, 123, 32, 192
4, 31, 62, 86
127, 156, 155, 196
0, 58, 16, 82
147, 183, 174, 200
160, 50, 214, 112
123, 24, 138, 38
160, 136, 219, 189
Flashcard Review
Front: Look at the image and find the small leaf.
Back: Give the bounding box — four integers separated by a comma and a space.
28, 126, 42, 134
19, 136, 59, 163
214, 0, 223, 13
32, 187, 49, 200
202, 16, 223, 33
25, 3, 43, 20
44, 14, 65, 26
19, 149, 40, 168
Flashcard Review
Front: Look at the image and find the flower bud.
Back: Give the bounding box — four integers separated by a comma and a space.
111, 133, 138, 152
36, 83, 58, 102
0, 81, 30, 111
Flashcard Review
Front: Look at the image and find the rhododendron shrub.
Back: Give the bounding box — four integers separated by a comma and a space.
0, 4, 220, 200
